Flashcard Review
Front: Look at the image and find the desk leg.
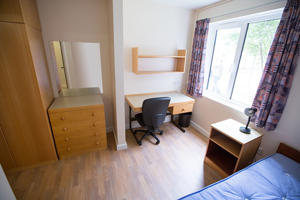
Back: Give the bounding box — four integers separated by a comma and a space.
129, 106, 134, 134
171, 114, 186, 133
129, 106, 141, 144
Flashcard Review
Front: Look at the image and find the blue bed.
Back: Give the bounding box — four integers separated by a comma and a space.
179, 153, 300, 200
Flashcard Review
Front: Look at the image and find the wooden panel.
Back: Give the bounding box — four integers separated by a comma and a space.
210, 130, 241, 158
0, 0, 23, 23
132, 47, 138, 73
277, 143, 300, 163
235, 137, 261, 171
19, 0, 41, 29
132, 47, 187, 74
211, 119, 262, 144
0, 22, 57, 167
172, 103, 194, 115
25, 25, 53, 109
176, 49, 186, 72
0, 0, 41, 29
54, 129, 106, 146
49, 107, 103, 127
51, 120, 106, 136
205, 141, 237, 177
0, 126, 16, 171
126, 92, 195, 112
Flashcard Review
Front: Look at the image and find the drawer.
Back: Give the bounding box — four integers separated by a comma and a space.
55, 131, 107, 157
54, 129, 106, 147
57, 138, 107, 158
171, 103, 194, 115
51, 120, 106, 136
49, 107, 104, 127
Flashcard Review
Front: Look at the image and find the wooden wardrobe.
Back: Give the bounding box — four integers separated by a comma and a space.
0, 0, 58, 171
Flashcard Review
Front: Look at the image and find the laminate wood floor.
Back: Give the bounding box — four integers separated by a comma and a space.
7, 123, 222, 200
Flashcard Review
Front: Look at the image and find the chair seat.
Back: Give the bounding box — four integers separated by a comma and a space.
135, 113, 145, 126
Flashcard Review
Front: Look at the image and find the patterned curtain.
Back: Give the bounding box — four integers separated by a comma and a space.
187, 18, 210, 97
252, 0, 300, 131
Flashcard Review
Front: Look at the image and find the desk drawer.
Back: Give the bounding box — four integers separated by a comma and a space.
171, 103, 194, 115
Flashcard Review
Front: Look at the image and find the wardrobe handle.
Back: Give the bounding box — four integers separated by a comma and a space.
60, 117, 65, 121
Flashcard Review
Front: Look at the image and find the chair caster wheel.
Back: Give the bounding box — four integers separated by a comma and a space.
159, 131, 163, 135
137, 141, 142, 145
155, 140, 160, 145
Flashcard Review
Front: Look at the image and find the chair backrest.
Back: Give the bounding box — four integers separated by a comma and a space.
142, 97, 171, 130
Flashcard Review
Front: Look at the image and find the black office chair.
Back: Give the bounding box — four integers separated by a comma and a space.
134, 97, 171, 145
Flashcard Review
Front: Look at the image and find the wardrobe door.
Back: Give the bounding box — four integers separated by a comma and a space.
0, 22, 57, 168
0, 0, 41, 29
0, 126, 16, 171
0, 0, 23, 23
25, 25, 54, 109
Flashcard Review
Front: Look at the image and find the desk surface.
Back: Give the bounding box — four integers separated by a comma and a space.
211, 119, 263, 144
125, 91, 195, 112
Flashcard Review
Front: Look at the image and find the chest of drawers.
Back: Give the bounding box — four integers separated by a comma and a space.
48, 89, 107, 158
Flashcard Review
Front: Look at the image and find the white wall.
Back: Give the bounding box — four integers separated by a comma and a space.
190, 0, 300, 157
124, 0, 194, 94
109, 0, 127, 150
0, 165, 15, 200
62, 42, 103, 92
123, 0, 194, 125
36, 0, 113, 130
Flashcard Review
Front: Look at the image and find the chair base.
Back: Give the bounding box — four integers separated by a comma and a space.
133, 129, 162, 145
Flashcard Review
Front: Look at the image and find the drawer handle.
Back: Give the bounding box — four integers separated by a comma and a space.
181, 108, 185, 111
96, 141, 100, 145
64, 137, 70, 142
91, 113, 95, 117
67, 147, 71, 151
94, 132, 98, 136
60, 117, 65, 121
92, 123, 96, 127
63, 127, 68, 131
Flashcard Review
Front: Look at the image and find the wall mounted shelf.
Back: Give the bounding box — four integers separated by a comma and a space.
132, 47, 186, 74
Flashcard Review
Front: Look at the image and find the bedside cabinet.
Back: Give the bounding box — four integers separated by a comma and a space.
204, 119, 263, 177
48, 88, 107, 159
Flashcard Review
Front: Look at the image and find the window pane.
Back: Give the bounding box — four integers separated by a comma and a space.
231, 19, 280, 105
207, 27, 241, 97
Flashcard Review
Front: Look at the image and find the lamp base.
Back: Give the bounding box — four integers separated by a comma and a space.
240, 127, 251, 134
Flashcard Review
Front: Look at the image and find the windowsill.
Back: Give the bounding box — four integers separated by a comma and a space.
202, 92, 245, 113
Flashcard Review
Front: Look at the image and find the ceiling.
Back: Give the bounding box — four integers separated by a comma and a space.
150, 0, 222, 9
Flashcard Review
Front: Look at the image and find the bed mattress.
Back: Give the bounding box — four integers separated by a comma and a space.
179, 153, 300, 200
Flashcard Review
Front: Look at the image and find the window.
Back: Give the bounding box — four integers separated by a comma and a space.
204, 10, 282, 108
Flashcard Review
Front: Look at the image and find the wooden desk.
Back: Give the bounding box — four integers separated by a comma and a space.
125, 92, 195, 138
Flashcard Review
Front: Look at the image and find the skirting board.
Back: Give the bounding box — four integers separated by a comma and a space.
112, 127, 128, 151
190, 120, 209, 138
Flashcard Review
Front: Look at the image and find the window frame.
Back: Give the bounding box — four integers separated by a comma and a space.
203, 9, 283, 110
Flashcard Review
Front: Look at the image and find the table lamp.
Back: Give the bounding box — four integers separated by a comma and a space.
240, 107, 257, 134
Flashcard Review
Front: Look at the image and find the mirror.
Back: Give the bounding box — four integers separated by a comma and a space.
51, 41, 103, 93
